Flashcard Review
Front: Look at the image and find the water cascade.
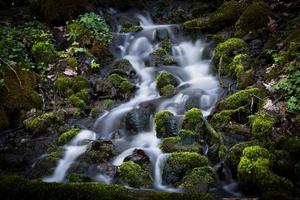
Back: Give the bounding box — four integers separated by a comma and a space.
44, 12, 228, 193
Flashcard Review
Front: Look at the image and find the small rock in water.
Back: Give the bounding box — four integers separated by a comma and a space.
156, 29, 169, 41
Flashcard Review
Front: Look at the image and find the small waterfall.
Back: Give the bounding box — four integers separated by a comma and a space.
45, 12, 225, 193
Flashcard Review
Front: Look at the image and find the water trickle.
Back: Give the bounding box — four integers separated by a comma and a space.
45, 12, 226, 193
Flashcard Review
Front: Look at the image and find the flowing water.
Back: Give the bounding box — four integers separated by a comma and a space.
43, 12, 239, 195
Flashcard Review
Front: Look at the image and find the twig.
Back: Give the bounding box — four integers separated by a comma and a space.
0, 57, 23, 89
218, 56, 226, 88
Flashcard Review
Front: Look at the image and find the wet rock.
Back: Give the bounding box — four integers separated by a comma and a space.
110, 59, 136, 79
108, 73, 137, 99
125, 109, 150, 134
154, 110, 178, 138
148, 48, 176, 67
93, 78, 114, 97
155, 29, 169, 41
121, 23, 142, 33
182, 108, 204, 134
156, 71, 179, 96
124, 149, 150, 169
162, 152, 208, 185
84, 140, 117, 164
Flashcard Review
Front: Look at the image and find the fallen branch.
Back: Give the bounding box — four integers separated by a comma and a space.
204, 119, 224, 145
0, 57, 23, 89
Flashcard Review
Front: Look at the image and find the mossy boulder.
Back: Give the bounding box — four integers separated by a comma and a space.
108, 73, 137, 98
71, 77, 89, 93
66, 173, 91, 183
251, 112, 275, 139
119, 161, 151, 188
162, 152, 208, 185
23, 112, 56, 132
68, 89, 90, 108
212, 38, 247, 76
156, 71, 178, 96
183, 1, 247, 32
111, 59, 135, 78
160, 129, 202, 153
182, 108, 204, 133
238, 146, 293, 193
0, 68, 42, 113
84, 140, 117, 164
154, 110, 178, 138
57, 128, 81, 146
148, 48, 175, 67
216, 87, 263, 111
235, 2, 271, 37
180, 166, 217, 192
31, 41, 57, 65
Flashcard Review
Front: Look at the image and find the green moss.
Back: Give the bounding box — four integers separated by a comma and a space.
160, 84, 175, 97
0, 110, 10, 129
65, 56, 78, 69
0, 68, 42, 112
71, 77, 89, 93
121, 23, 142, 33
160, 137, 180, 153
238, 145, 293, 193
183, 1, 246, 32
212, 38, 247, 76
180, 166, 217, 192
217, 87, 263, 110
31, 41, 57, 65
235, 2, 271, 37
182, 108, 203, 133
251, 112, 275, 139
154, 110, 176, 138
161, 39, 172, 52
163, 152, 208, 185
23, 112, 56, 132
119, 161, 151, 188
84, 140, 116, 164
111, 59, 133, 78
57, 128, 81, 146
68, 94, 85, 108
109, 73, 136, 94
0, 176, 213, 200
66, 173, 91, 183
47, 146, 64, 163
54, 75, 71, 94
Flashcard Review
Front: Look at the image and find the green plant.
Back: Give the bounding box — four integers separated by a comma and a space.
90, 59, 100, 69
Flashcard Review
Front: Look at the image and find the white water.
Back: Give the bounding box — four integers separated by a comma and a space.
45, 13, 223, 192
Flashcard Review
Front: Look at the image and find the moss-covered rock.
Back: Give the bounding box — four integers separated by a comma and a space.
251, 112, 275, 139
180, 166, 217, 192
154, 110, 178, 138
108, 73, 137, 98
84, 140, 116, 164
119, 161, 151, 188
31, 41, 57, 65
182, 108, 204, 133
217, 87, 263, 110
71, 77, 89, 93
156, 71, 178, 96
235, 2, 271, 37
68, 94, 85, 108
66, 173, 91, 182
160, 129, 202, 153
54, 75, 71, 94
23, 112, 56, 132
125, 109, 150, 134
163, 152, 208, 185
238, 146, 293, 193
148, 48, 175, 67
160, 84, 176, 97
183, 1, 247, 32
111, 59, 135, 78
121, 23, 142, 33
0, 68, 42, 112
161, 38, 172, 52
212, 38, 247, 76
57, 128, 81, 146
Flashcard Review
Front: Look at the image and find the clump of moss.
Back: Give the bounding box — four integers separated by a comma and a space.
23, 112, 56, 132
121, 23, 142, 33
160, 84, 176, 97
68, 93, 86, 108
54, 75, 71, 94
0, 68, 42, 112
182, 108, 204, 133
217, 87, 263, 110
57, 128, 81, 146
66, 173, 91, 183
109, 73, 137, 95
161, 38, 172, 52
251, 112, 275, 139
212, 38, 247, 76
71, 77, 89, 93
119, 161, 151, 188
84, 140, 116, 164
238, 146, 292, 193
163, 152, 208, 185
149, 48, 175, 67
154, 110, 178, 138
156, 71, 178, 96
180, 166, 217, 192
235, 2, 271, 37
111, 59, 134, 78
183, 1, 246, 32
31, 41, 57, 65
